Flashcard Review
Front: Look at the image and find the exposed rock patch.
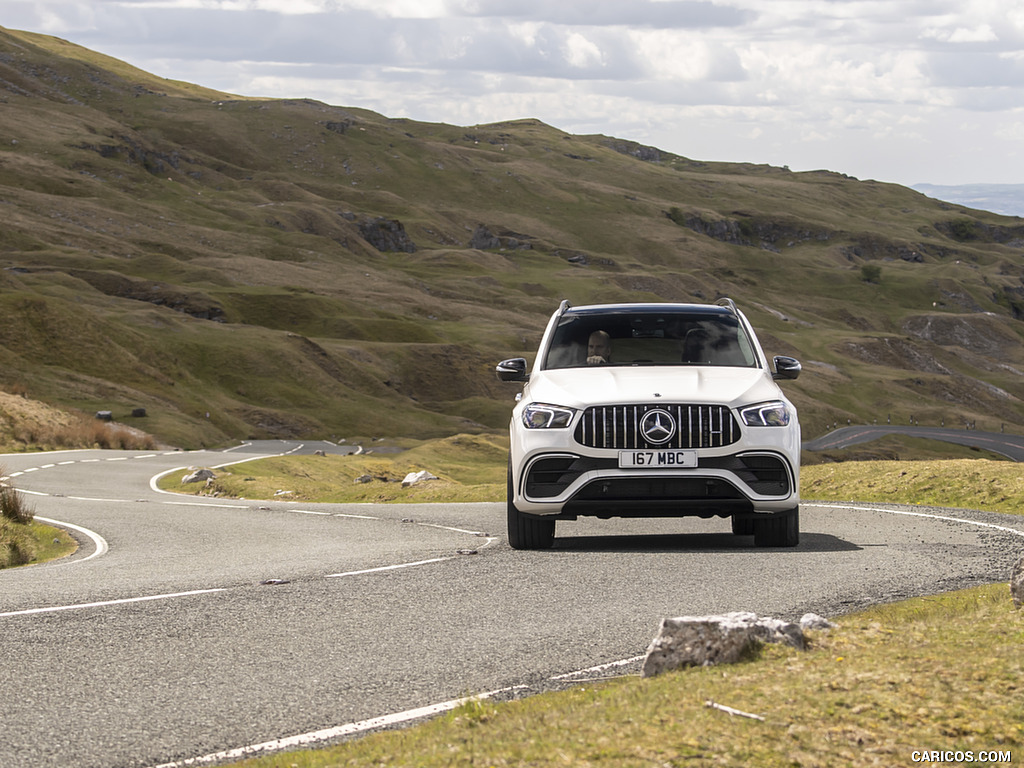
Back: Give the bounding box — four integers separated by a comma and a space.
837, 337, 952, 374
65, 270, 225, 321
358, 217, 417, 253
469, 224, 533, 251
641, 612, 810, 677
903, 314, 1021, 357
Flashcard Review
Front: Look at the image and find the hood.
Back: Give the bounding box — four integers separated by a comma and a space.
526, 366, 783, 410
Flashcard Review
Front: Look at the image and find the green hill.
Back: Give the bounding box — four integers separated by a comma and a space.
2, 25, 1023, 448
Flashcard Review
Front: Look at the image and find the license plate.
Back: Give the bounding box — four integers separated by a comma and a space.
618, 450, 697, 468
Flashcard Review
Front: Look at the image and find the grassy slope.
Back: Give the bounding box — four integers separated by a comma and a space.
2, 27, 1024, 452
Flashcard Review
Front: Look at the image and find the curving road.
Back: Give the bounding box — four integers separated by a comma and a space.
2, 441, 1023, 768
804, 425, 1024, 461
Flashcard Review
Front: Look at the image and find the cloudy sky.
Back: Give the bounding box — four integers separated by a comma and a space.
5, 0, 1024, 187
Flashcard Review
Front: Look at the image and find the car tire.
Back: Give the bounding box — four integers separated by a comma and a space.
731, 515, 754, 536
507, 460, 555, 550
753, 506, 799, 548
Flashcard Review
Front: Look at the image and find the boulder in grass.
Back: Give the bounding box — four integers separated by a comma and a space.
182, 468, 215, 484
401, 470, 438, 488
641, 611, 805, 678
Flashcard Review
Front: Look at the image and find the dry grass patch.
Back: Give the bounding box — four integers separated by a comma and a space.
0, 390, 158, 452
12, 417, 159, 451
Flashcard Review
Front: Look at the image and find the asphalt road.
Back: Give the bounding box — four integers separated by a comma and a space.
2, 440, 1023, 768
804, 425, 1024, 461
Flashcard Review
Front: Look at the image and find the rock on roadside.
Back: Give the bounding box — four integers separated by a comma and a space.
641, 611, 809, 678
181, 468, 215, 484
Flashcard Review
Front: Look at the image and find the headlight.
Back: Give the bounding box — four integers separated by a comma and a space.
740, 401, 791, 427
522, 403, 576, 429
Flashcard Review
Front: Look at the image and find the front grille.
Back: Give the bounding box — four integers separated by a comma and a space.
525, 456, 617, 498
702, 454, 791, 496
575, 404, 740, 450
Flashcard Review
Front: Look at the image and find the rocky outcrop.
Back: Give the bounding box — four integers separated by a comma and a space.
65, 270, 225, 321
672, 211, 834, 251
469, 225, 533, 251
935, 218, 1024, 244
358, 217, 417, 253
78, 135, 189, 176
840, 234, 954, 263
602, 139, 665, 163
903, 314, 1021, 357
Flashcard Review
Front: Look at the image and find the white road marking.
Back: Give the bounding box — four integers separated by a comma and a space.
550, 655, 646, 680
160, 501, 250, 509
333, 512, 379, 520
808, 502, 1024, 539
417, 522, 485, 535
147, 686, 528, 768
326, 558, 451, 578
34, 516, 109, 564
147, 654, 654, 768
0, 588, 225, 618
67, 496, 133, 502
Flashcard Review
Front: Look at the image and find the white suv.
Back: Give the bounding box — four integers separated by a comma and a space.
497, 299, 801, 549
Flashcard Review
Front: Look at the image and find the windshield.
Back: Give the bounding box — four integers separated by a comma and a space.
542, 310, 758, 370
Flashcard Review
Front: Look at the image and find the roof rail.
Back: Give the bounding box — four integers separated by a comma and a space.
716, 297, 738, 316
557, 299, 572, 316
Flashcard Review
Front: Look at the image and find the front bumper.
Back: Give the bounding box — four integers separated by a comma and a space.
513, 449, 798, 519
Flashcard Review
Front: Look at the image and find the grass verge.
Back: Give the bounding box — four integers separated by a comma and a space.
158, 434, 507, 503
227, 584, 1023, 768
0, 470, 77, 568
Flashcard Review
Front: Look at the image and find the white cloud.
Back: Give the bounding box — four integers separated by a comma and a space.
922, 23, 998, 44
632, 30, 745, 83
564, 32, 603, 69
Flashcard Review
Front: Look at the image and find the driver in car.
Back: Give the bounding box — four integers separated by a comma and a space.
587, 330, 612, 365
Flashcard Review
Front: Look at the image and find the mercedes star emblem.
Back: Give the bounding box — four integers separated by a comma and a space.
640, 408, 676, 445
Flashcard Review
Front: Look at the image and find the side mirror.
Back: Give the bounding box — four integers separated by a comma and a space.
496, 357, 529, 382
772, 356, 801, 381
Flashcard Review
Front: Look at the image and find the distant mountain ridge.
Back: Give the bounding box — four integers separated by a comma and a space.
2, 25, 1024, 449
913, 184, 1024, 218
